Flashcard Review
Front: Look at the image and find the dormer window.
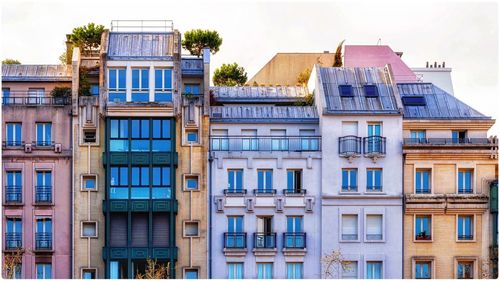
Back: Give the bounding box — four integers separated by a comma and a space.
339, 85, 354, 97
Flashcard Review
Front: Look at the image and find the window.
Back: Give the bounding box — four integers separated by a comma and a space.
109, 261, 127, 279
152, 167, 171, 199
131, 167, 149, 199
6, 263, 21, 279
257, 170, 273, 193
226, 216, 244, 248
185, 175, 199, 190
286, 263, 303, 279
184, 268, 199, 279
257, 263, 273, 279
90, 84, 99, 96
5, 123, 22, 146
186, 130, 198, 143
364, 85, 379, 97
285, 216, 304, 248
36, 123, 52, 146
82, 175, 97, 191
184, 221, 199, 237
452, 130, 467, 144
35, 218, 52, 250
6, 218, 22, 249
256, 216, 274, 248
184, 84, 200, 95
82, 221, 97, 238
402, 95, 426, 106
28, 88, 45, 104
342, 169, 358, 192
227, 263, 243, 279
366, 261, 383, 279
271, 129, 288, 151
457, 215, 474, 240
342, 261, 357, 279
415, 169, 431, 193
132, 68, 149, 102
152, 119, 172, 152
131, 119, 150, 151
110, 118, 171, 152
339, 85, 354, 97
227, 169, 243, 193
108, 68, 126, 102
83, 130, 96, 143
458, 169, 473, 194
36, 263, 52, 279
241, 129, 258, 151
211, 129, 229, 151
5, 171, 22, 203
457, 261, 474, 279
415, 261, 431, 279
366, 169, 382, 192
410, 130, 426, 144
35, 171, 52, 203
341, 214, 358, 241
286, 170, 303, 194
3, 88, 11, 104
366, 215, 383, 241
110, 167, 128, 199
110, 119, 129, 152
300, 129, 319, 151
82, 268, 97, 279
415, 215, 432, 240
367, 123, 382, 153
155, 68, 173, 102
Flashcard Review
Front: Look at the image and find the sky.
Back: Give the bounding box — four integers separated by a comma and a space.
1, 0, 499, 133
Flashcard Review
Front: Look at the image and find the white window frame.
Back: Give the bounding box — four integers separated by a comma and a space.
364, 213, 384, 242
183, 174, 200, 191
412, 258, 434, 279
365, 260, 384, 279
81, 221, 98, 238
36, 123, 52, 145
256, 262, 273, 279
81, 267, 98, 279
454, 257, 478, 279
81, 174, 98, 191
339, 212, 360, 242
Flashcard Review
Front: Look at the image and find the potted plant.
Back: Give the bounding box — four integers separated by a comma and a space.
51, 87, 71, 105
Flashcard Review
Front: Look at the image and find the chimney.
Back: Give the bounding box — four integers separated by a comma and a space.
323, 51, 329, 54
442, 61, 445, 68
426, 61, 429, 68
434, 62, 437, 68
202, 47, 211, 113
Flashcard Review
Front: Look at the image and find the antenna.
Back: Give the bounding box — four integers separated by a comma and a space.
377, 38, 382, 45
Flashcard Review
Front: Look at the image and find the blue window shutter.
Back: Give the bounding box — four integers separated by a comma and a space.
109, 69, 116, 89
120, 167, 128, 185
423, 171, 429, 190
162, 167, 170, 186
265, 171, 272, 190
7, 124, 13, 142
296, 217, 302, 232
141, 120, 149, 137
228, 171, 234, 191
458, 217, 463, 236
342, 170, 348, 187
287, 217, 293, 233
375, 170, 382, 186
236, 170, 243, 191
351, 170, 357, 187
367, 170, 373, 187
465, 216, 471, 235
118, 69, 126, 89
15, 124, 21, 143
155, 70, 162, 89
141, 167, 149, 186
415, 217, 420, 235
465, 171, 471, 190
257, 171, 263, 190
45, 172, 52, 186
423, 217, 429, 233
46, 124, 52, 142
287, 171, 293, 191
141, 69, 149, 89
458, 171, 464, 190
236, 217, 243, 232
228, 217, 234, 233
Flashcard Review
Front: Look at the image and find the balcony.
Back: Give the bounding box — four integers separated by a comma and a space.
5, 186, 22, 203
223, 189, 247, 196
458, 188, 473, 194
2, 95, 70, 106
363, 136, 386, 157
209, 136, 321, 152
253, 233, 276, 249
339, 136, 362, 157
35, 232, 52, 251
224, 232, 247, 249
283, 232, 306, 249
5, 233, 22, 250
458, 235, 474, 241
2, 141, 23, 148
181, 58, 204, 77
35, 186, 52, 204
283, 189, 307, 195
253, 189, 277, 195
404, 138, 496, 147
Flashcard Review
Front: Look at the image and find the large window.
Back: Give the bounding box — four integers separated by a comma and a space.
366, 215, 383, 241
5, 171, 22, 203
367, 123, 382, 153
227, 263, 243, 279
285, 216, 304, 248
257, 263, 273, 279
35, 171, 52, 203
131, 167, 149, 199
257, 170, 273, 193
366, 261, 383, 279
155, 69, 173, 102
452, 130, 467, 144
366, 169, 382, 192
132, 68, 149, 102
227, 169, 243, 193
457, 215, 474, 240
6, 218, 22, 249
226, 216, 244, 248
108, 68, 126, 102
36, 123, 52, 146
415, 169, 431, 193
110, 166, 170, 199
458, 169, 473, 194
341, 214, 358, 241
286, 170, 303, 194
5, 123, 22, 146
415, 261, 431, 279
410, 130, 426, 143
110, 119, 129, 152
241, 129, 258, 151
300, 129, 319, 151
35, 218, 52, 250
184, 84, 200, 95
457, 261, 474, 279
342, 169, 358, 192
36, 263, 52, 279
286, 263, 303, 279
131, 120, 150, 151
415, 215, 432, 240
109, 119, 171, 152
342, 261, 357, 279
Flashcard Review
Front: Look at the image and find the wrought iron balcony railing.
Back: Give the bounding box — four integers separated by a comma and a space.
458, 235, 474, 241
339, 136, 362, 156
253, 189, 277, 195
35, 232, 52, 250
458, 188, 473, 194
363, 136, 386, 156
5, 232, 22, 250
2, 96, 70, 106
283, 189, 307, 195
210, 136, 321, 152
224, 232, 247, 249
5, 186, 22, 203
415, 233, 432, 241
283, 232, 306, 249
341, 185, 358, 192
223, 189, 247, 195
35, 186, 52, 203
253, 233, 276, 249
366, 186, 383, 192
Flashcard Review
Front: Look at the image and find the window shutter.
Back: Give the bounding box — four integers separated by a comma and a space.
342, 215, 357, 235
110, 214, 127, 247
131, 213, 148, 247
153, 214, 169, 247
366, 215, 382, 235
342, 122, 358, 136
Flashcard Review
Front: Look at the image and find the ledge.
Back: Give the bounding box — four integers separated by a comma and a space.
223, 248, 247, 257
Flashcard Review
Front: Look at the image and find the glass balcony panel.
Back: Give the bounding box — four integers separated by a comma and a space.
152, 187, 171, 199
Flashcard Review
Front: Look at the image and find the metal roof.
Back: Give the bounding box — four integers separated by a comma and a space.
319, 67, 401, 114
210, 86, 308, 103
397, 83, 490, 120
210, 106, 319, 123
2, 64, 72, 81
107, 32, 175, 60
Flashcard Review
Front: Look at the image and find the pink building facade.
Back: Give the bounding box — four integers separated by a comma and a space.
2, 65, 72, 278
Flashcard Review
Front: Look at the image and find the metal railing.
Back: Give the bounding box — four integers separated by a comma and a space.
209, 136, 321, 152
223, 189, 247, 195
403, 138, 495, 146
3, 96, 70, 106
458, 188, 473, 194
363, 136, 386, 155
110, 20, 174, 32
283, 232, 306, 249
341, 186, 358, 192
224, 232, 247, 249
5, 233, 22, 250
458, 235, 474, 241
35, 232, 52, 250
253, 233, 276, 249
35, 186, 52, 203
283, 189, 307, 195
339, 136, 362, 155
415, 188, 431, 194
415, 233, 432, 241
33, 141, 54, 148
253, 189, 277, 195
5, 186, 22, 203
2, 141, 23, 147
366, 186, 383, 192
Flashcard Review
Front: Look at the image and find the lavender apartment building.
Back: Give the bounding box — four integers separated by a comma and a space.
2, 65, 73, 278
209, 86, 322, 278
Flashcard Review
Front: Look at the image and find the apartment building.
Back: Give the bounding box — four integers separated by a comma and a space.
209, 86, 322, 278
2, 65, 73, 278
309, 65, 404, 278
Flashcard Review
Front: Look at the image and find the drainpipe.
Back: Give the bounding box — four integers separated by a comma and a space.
401, 153, 405, 278
208, 153, 213, 278
69, 107, 74, 279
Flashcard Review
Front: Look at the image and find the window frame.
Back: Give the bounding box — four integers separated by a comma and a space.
454, 257, 477, 279
81, 268, 98, 279
183, 174, 200, 191
412, 258, 434, 279
257, 169, 273, 193
366, 168, 383, 193
365, 260, 384, 279
5, 170, 23, 204
81, 174, 98, 191
108, 68, 127, 102
81, 221, 98, 238
341, 260, 358, 279
340, 213, 360, 242
456, 214, 475, 242
183, 267, 200, 279
341, 168, 358, 192
415, 168, 432, 194
227, 262, 244, 279
286, 169, 303, 194
36, 262, 52, 279
5, 122, 22, 146
364, 213, 384, 242
286, 262, 303, 279
227, 169, 244, 193
183, 220, 200, 238
154, 68, 173, 102
256, 262, 273, 279
35, 122, 52, 146
414, 214, 433, 242
457, 168, 474, 194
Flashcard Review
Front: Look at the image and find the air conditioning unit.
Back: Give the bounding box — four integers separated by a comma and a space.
54, 143, 62, 153
245, 198, 254, 213
24, 143, 32, 153
305, 197, 314, 212
275, 197, 284, 212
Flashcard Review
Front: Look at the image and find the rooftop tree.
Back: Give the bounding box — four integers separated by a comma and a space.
2, 58, 21, 64
213, 63, 247, 86
69, 22, 105, 54
182, 29, 223, 57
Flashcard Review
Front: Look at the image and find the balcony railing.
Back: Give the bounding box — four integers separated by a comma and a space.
209, 136, 321, 152
224, 232, 247, 249
403, 138, 495, 146
363, 136, 386, 156
253, 189, 277, 195
35, 232, 52, 250
35, 186, 52, 203
415, 188, 431, 194
339, 136, 362, 156
415, 233, 432, 241
283, 232, 306, 249
283, 189, 307, 195
5, 186, 22, 203
458, 235, 474, 241
2, 141, 23, 148
458, 188, 473, 194
33, 141, 54, 148
253, 233, 276, 249
341, 186, 358, 192
366, 186, 383, 192
2, 96, 70, 106
5, 233, 22, 250
223, 189, 247, 195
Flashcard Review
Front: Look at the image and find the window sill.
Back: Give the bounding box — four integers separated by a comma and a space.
339, 191, 361, 195
339, 239, 360, 243
363, 191, 386, 195
3, 202, 24, 206
364, 239, 385, 243
413, 239, 433, 243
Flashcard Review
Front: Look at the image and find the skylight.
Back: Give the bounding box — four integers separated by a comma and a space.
402, 96, 426, 106
338, 85, 354, 97
364, 85, 379, 97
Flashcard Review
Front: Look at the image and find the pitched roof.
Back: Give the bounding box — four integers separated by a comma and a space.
397, 83, 490, 120
210, 86, 308, 104
210, 106, 319, 123
107, 32, 175, 60
2, 64, 71, 81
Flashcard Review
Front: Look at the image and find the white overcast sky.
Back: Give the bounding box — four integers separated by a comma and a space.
1, 0, 499, 133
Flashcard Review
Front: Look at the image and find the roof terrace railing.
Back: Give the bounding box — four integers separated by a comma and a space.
2, 95, 70, 106
210, 136, 321, 152
110, 20, 174, 32
403, 138, 496, 146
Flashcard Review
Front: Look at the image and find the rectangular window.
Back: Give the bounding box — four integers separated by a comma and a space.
8, 263, 22, 279
35, 218, 52, 250
82, 221, 97, 237
131, 119, 150, 151
131, 166, 149, 199
285, 216, 304, 248
110, 119, 129, 152
367, 123, 382, 153
27, 88, 45, 104
187, 131, 198, 143
110, 119, 171, 152
271, 129, 288, 151
36, 263, 52, 279
366, 169, 382, 192
286, 170, 303, 194
82, 175, 96, 190
366, 261, 383, 279
110, 167, 128, 199
184, 269, 199, 279
227, 169, 244, 193
226, 216, 244, 248
152, 119, 171, 152
6, 123, 22, 146
155, 68, 173, 102
132, 68, 149, 102
342, 261, 358, 279
90, 84, 99, 96
452, 130, 467, 144
5, 171, 22, 203
257, 263, 273, 279
82, 268, 97, 279
257, 170, 273, 193
227, 263, 243, 279
338, 85, 354, 97
364, 85, 379, 97
36, 123, 52, 146
286, 263, 303, 279
152, 166, 171, 199
300, 129, 319, 151
457, 261, 474, 279
185, 176, 199, 190
6, 218, 22, 250
184, 221, 199, 237
342, 168, 358, 192
3, 88, 11, 104
241, 129, 258, 151
366, 215, 383, 241
415, 169, 431, 193
35, 171, 52, 203
415, 215, 432, 240
108, 68, 126, 102
458, 169, 473, 194
211, 129, 229, 151
457, 215, 474, 240
184, 84, 200, 95
341, 214, 358, 240
410, 130, 426, 143
415, 261, 431, 279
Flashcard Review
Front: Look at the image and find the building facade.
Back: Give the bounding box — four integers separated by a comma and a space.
2, 65, 73, 278
209, 86, 322, 278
